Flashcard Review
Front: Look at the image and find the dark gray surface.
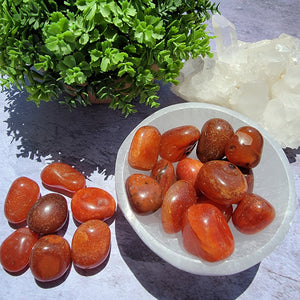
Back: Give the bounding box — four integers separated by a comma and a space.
3, 81, 185, 178
218, 0, 300, 42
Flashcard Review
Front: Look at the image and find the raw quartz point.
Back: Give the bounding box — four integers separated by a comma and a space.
212, 14, 238, 56
171, 14, 300, 148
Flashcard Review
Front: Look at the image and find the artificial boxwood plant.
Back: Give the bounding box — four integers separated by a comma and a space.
0, 0, 219, 115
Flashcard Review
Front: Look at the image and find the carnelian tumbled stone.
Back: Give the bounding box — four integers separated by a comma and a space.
0, 227, 39, 273
30, 235, 71, 282
4, 177, 40, 224
197, 118, 234, 163
41, 162, 86, 197
150, 158, 176, 196
176, 157, 203, 194
71, 187, 116, 223
182, 203, 234, 262
161, 180, 197, 234
71, 220, 111, 269
126, 174, 162, 214
128, 125, 161, 170
196, 160, 247, 205
225, 126, 263, 168
232, 193, 275, 234
159, 125, 200, 162
239, 167, 254, 193
197, 194, 233, 222
27, 193, 68, 235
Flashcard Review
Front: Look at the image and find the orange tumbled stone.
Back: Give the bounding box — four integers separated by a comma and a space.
0, 227, 39, 273
30, 235, 71, 282
150, 158, 176, 196
126, 174, 162, 214
225, 126, 263, 168
182, 203, 234, 262
71, 220, 111, 269
160, 125, 200, 162
161, 180, 197, 234
128, 125, 161, 170
4, 177, 40, 224
41, 162, 86, 197
71, 187, 116, 223
196, 160, 247, 205
232, 193, 275, 234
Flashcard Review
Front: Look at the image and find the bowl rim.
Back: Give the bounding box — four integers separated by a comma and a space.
115, 102, 297, 276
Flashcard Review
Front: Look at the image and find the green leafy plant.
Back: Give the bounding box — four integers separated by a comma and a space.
0, 0, 220, 115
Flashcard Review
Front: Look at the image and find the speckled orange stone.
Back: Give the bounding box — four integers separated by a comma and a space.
71, 220, 111, 269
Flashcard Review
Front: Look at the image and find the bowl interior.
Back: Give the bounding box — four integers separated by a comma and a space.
115, 103, 296, 276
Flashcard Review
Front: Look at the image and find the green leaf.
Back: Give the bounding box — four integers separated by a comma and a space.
100, 57, 110, 72
63, 55, 76, 68
79, 33, 89, 45
34, 55, 54, 71
0, 0, 220, 115
90, 49, 102, 63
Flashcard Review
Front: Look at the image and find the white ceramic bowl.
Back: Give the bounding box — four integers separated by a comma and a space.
115, 102, 297, 276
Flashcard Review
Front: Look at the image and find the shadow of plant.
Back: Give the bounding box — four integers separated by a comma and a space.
115, 209, 259, 300
2, 82, 185, 178
3, 82, 297, 180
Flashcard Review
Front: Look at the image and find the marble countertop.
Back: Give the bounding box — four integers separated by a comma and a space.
0, 1, 299, 299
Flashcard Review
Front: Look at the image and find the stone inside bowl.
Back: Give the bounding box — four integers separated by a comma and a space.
115, 102, 297, 276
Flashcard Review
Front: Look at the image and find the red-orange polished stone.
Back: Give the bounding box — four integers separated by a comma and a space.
128, 125, 161, 170
196, 160, 247, 205
182, 203, 234, 262
161, 180, 197, 234
0, 227, 39, 273
71, 220, 111, 269
71, 187, 116, 223
126, 174, 163, 214
4, 177, 40, 224
41, 162, 86, 197
225, 126, 263, 168
197, 118, 234, 163
150, 158, 176, 196
30, 235, 71, 282
232, 193, 275, 234
159, 125, 200, 162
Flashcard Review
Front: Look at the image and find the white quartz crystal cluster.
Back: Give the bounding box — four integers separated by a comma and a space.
172, 15, 300, 148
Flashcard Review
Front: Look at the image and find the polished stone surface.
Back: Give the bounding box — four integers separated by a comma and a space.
0, 1, 299, 299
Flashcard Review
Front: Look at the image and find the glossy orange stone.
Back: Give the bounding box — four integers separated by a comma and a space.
0, 227, 39, 273
71, 187, 116, 223
4, 177, 40, 224
197, 194, 233, 222
128, 125, 161, 170
150, 158, 176, 196
71, 220, 111, 269
197, 118, 234, 163
159, 125, 200, 162
126, 174, 162, 214
161, 180, 197, 234
232, 193, 275, 234
27, 193, 68, 235
225, 126, 264, 168
176, 157, 203, 194
240, 167, 254, 193
41, 162, 86, 197
30, 235, 71, 282
182, 203, 234, 262
196, 160, 247, 205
